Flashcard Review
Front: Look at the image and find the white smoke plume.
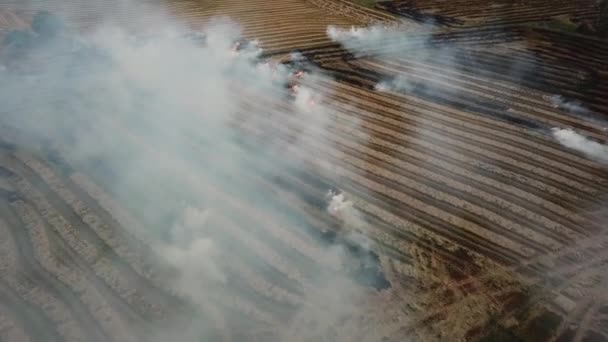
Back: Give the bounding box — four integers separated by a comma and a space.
552, 128, 608, 162
326, 24, 393, 48
326, 189, 368, 233
327, 190, 354, 218
548, 95, 589, 114
374, 81, 390, 92
327, 23, 433, 57
326, 23, 455, 96
293, 85, 318, 113
0, 3, 385, 340
546, 95, 608, 129
163, 206, 228, 296
163, 237, 227, 288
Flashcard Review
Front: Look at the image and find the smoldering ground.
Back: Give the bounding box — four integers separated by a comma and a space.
0, 4, 389, 342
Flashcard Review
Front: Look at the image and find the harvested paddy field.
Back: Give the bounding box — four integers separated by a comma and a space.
0, 0, 607, 341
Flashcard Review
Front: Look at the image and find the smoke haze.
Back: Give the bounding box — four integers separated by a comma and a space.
0, 3, 389, 341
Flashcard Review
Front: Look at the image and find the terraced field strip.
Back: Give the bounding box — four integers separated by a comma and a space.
13, 153, 186, 317
330, 84, 601, 197
314, 79, 604, 206
3, 142, 280, 341
0, 197, 102, 342
278, 51, 606, 130
255, 126, 533, 262
0, 214, 64, 342
342, 73, 603, 173
5, 155, 173, 308
1, 131, 240, 333
326, 80, 602, 197
262, 108, 560, 258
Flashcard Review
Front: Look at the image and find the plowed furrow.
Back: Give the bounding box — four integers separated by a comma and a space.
334, 77, 605, 172
10, 198, 140, 342
312, 80, 604, 205
359, 57, 605, 134
238, 95, 600, 270
2, 154, 172, 322
15, 153, 182, 319
239, 114, 528, 263
0, 200, 104, 342
318, 92, 597, 212
327, 127, 576, 246
238, 105, 584, 264
245, 97, 576, 251
0, 216, 62, 342
252, 108, 555, 256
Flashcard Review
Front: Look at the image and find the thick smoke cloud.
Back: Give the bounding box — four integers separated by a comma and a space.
327, 24, 399, 55
552, 128, 608, 162
326, 23, 432, 57
163, 206, 227, 287
326, 190, 367, 233
326, 23, 450, 95
0, 5, 381, 341
548, 95, 608, 161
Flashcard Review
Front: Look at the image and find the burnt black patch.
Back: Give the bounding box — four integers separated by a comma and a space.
376, 1, 464, 27
340, 237, 391, 290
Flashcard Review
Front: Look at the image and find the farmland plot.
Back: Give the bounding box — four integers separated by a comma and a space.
0, 0, 607, 341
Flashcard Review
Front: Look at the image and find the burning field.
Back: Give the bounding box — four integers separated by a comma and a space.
0, 0, 607, 341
